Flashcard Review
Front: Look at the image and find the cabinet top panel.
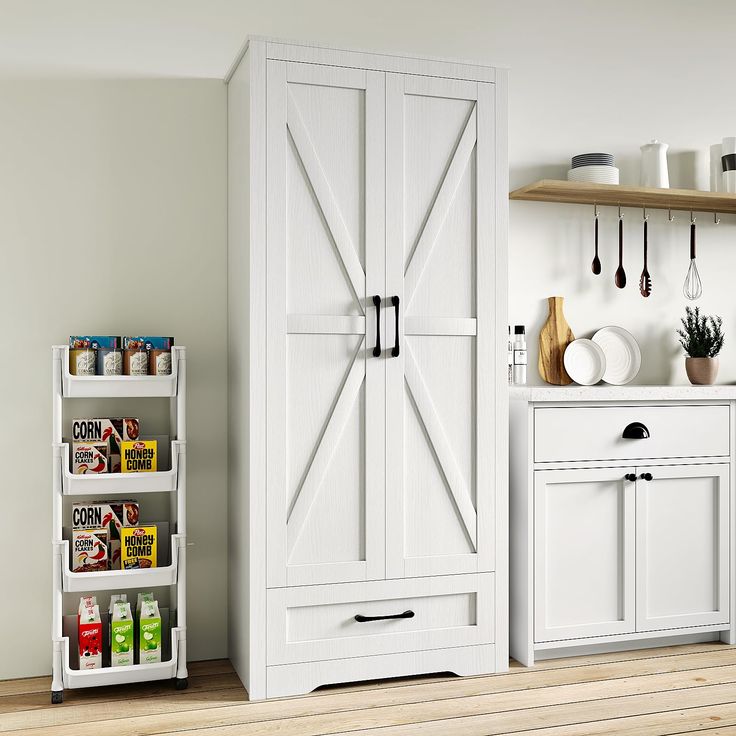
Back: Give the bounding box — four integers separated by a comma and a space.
226, 36, 506, 84
510, 384, 736, 403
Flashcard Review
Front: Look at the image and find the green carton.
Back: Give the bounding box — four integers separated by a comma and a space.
111, 601, 134, 667
138, 600, 162, 665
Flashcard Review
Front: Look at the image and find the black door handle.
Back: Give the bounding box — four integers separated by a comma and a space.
391, 296, 400, 357
640, 472, 653, 482
624, 473, 637, 482
372, 295, 381, 357
622, 422, 650, 439
355, 610, 414, 623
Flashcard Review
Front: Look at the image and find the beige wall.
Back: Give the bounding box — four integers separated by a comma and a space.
0, 80, 227, 678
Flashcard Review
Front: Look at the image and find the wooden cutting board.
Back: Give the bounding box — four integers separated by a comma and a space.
538, 296, 574, 385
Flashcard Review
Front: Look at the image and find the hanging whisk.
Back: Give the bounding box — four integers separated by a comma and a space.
683, 213, 703, 300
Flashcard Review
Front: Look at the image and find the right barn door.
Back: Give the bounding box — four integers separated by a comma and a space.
386, 73, 496, 579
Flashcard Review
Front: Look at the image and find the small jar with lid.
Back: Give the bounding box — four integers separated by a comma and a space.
97, 347, 123, 376
149, 348, 172, 375
124, 346, 148, 376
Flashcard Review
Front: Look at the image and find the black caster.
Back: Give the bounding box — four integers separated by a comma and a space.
51, 690, 63, 704
175, 677, 188, 691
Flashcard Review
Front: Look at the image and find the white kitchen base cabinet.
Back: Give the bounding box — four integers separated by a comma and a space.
511, 389, 735, 667
228, 38, 508, 699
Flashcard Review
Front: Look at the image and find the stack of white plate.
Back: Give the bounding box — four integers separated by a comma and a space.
567, 152, 619, 184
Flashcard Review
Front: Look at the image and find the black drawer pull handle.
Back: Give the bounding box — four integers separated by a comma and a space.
624, 473, 637, 482
355, 610, 415, 623
391, 295, 400, 357
372, 295, 381, 357
622, 422, 650, 439
640, 472, 654, 482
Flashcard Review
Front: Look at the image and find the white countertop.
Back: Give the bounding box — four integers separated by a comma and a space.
509, 384, 736, 402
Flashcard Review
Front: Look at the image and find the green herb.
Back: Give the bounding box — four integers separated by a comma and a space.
676, 306, 724, 358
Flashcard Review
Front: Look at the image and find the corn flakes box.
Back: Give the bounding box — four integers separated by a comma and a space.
71, 529, 109, 572
72, 442, 108, 474
121, 526, 157, 569
71, 501, 140, 538
121, 440, 157, 473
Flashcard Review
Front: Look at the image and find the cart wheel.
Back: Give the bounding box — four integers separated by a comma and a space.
51, 690, 63, 704
175, 677, 188, 691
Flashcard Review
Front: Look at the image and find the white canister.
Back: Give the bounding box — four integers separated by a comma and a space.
723, 170, 736, 193
711, 143, 723, 192
640, 139, 669, 188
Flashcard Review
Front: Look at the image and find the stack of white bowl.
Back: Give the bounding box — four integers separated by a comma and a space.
567, 153, 619, 184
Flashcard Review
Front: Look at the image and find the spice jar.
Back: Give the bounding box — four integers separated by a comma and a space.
149, 348, 172, 375
123, 347, 148, 376
97, 347, 123, 376
69, 347, 96, 376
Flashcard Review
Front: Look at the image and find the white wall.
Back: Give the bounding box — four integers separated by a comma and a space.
0, 80, 227, 678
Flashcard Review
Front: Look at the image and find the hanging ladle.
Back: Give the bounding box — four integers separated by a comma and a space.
591, 204, 601, 275
615, 206, 626, 289
683, 211, 703, 300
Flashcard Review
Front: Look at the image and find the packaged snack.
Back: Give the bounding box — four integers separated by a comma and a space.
121, 526, 157, 569
121, 440, 157, 473
71, 529, 108, 572
138, 600, 162, 664
123, 347, 148, 376
72, 501, 140, 537
70, 336, 121, 349
149, 349, 172, 375
78, 603, 102, 670
69, 348, 96, 376
111, 602, 134, 667
72, 442, 109, 474
123, 336, 174, 350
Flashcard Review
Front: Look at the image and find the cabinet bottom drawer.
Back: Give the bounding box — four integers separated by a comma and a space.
267, 573, 495, 665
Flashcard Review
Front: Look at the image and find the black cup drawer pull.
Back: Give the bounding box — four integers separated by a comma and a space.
354, 610, 415, 623
391, 295, 400, 357
622, 421, 650, 439
372, 295, 381, 357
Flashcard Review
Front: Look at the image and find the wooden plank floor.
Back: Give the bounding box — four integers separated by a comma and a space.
3, 643, 736, 735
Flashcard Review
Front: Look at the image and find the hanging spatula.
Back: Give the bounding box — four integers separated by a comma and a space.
639, 217, 652, 297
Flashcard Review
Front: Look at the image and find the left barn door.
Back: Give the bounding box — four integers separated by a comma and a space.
266, 60, 386, 588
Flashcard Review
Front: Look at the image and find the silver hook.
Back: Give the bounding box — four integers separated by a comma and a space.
642, 207, 648, 222
691, 211, 696, 224
715, 212, 721, 225
618, 205, 623, 219
668, 208, 675, 222
594, 203, 599, 219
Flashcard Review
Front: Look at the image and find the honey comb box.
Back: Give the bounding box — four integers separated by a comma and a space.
120, 440, 157, 473
121, 526, 157, 569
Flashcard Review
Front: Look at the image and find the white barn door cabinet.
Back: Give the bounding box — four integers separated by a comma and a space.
228, 38, 508, 700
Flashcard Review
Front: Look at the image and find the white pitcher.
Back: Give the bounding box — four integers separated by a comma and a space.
640, 139, 669, 188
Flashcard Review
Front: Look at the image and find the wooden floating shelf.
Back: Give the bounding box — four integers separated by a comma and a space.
509, 180, 736, 215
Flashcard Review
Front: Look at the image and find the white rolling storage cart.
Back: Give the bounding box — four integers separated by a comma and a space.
50, 345, 188, 703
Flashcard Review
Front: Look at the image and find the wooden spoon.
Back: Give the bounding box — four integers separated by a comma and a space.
615, 216, 626, 288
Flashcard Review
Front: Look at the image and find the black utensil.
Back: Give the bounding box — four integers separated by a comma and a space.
639, 219, 652, 297
591, 211, 601, 275
615, 215, 626, 288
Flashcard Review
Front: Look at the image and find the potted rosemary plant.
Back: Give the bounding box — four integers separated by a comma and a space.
676, 306, 724, 385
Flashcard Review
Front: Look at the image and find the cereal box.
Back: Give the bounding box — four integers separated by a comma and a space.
123, 336, 174, 350
71, 529, 109, 572
78, 603, 102, 670
70, 336, 121, 349
138, 600, 162, 665
72, 501, 140, 537
71, 418, 140, 472
72, 442, 109, 474
121, 440, 157, 473
121, 526, 157, 569
111, 601, 134, 667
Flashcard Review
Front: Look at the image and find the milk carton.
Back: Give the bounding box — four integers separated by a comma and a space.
138, 600, 162, 665
108, 594, 127, 651
110, 601, 134, 667
78, 604, 102, 670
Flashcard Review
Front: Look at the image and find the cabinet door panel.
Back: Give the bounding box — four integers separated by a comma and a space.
636, 463, 730, 631
266, 60, 386, 587
386, 74, 495, 579
534, 468, 636, 642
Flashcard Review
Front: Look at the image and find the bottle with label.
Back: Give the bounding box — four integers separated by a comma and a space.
507, 326, 513, 385
513, 325, 527, 385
